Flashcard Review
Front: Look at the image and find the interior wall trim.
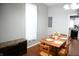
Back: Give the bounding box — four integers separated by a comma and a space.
27, 42, 40, 48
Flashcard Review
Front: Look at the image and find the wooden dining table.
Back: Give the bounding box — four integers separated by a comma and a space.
40, 39, 66, 48
40, 35, 67, 55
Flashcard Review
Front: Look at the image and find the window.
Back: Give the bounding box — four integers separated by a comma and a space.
26, 3, 37, 40
69, 20, 74, 28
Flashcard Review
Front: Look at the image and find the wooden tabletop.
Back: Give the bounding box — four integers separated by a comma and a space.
40, 38, 67, 48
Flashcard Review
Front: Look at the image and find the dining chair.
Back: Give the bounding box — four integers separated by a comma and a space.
58, 40, 70, 56
39, 42, 56, 56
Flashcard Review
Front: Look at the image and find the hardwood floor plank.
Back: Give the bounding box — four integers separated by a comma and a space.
26, 44, 40, 56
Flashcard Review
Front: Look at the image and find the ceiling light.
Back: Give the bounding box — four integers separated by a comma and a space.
71, 3, 78, 10
64, 4, 70, 10
64, 3, 79, 10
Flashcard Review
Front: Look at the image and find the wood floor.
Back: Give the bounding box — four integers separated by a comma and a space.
26, 44, 40, 56
68, 40, 79, 56
26, 39, 79, 56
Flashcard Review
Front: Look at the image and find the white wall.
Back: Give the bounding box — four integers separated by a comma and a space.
27, 3, 48, 47
48, 4, 76, 35
37, 3, 48, 40
0, 4, 3, 41
0, 3, 25, 43
0, 3, 48, 47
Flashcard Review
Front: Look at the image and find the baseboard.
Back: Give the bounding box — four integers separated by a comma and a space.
27, 42, 40, 48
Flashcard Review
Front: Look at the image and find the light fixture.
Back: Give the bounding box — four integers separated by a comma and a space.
64, 4, 70, 10
71, 3, 78, 10
64, 3, 79, 10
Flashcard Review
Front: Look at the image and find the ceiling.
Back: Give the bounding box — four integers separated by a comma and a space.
44, 3, 66, 7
